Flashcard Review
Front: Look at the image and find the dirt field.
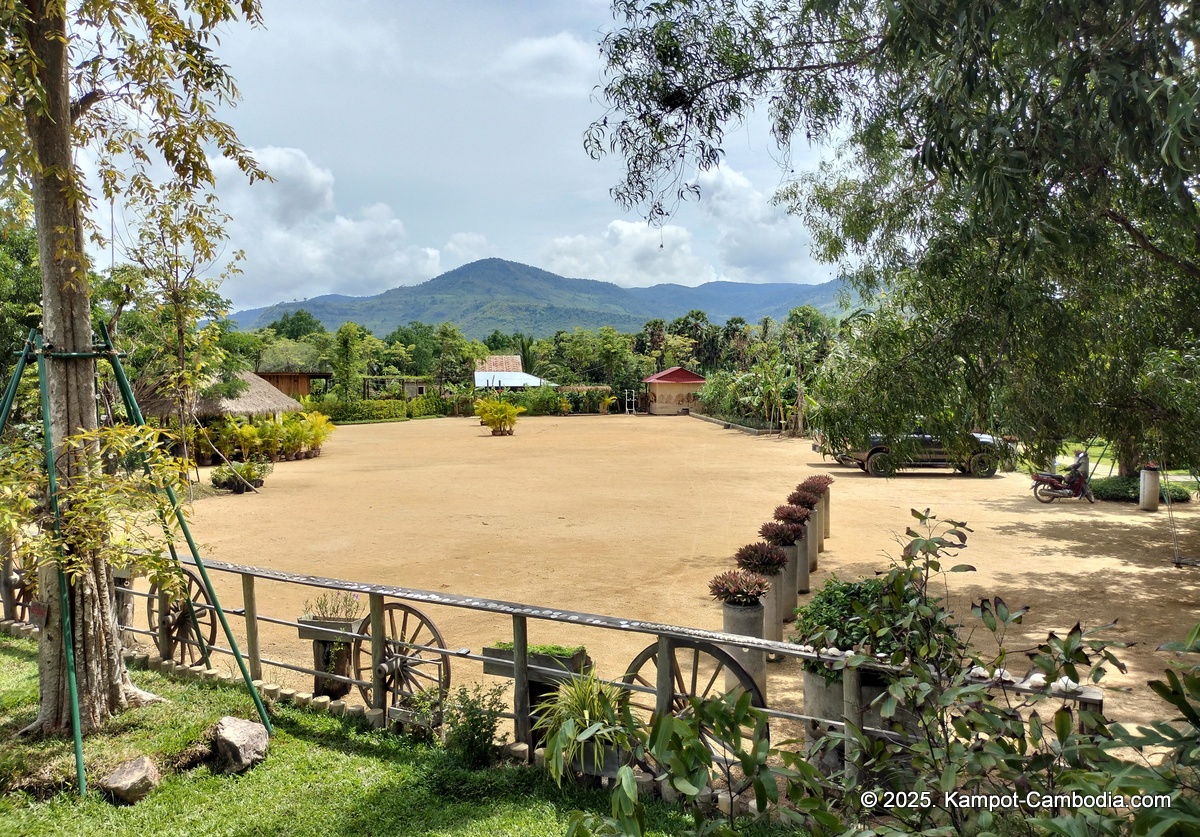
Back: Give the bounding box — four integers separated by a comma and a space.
175, 414, 1200, 727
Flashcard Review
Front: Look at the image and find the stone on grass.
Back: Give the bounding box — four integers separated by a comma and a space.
295, 692, 313, 708
328, 699, 346, 717
346, 704, 365, 718
505, 742, 530, 763
279, 688, 296, 703
213, 716, 269, 774
99, 756, 160, 804
311, 695, 331, 712
365, 708, 385, 728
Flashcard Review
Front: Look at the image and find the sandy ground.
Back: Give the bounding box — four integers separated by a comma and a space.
148, 414, 1200, 728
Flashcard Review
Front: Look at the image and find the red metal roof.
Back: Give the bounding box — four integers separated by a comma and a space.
642, 366, 706, 384
476, 355, 523, 373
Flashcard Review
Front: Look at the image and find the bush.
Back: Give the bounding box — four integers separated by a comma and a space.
791, 575, 918, 683
1090, 475, 1192, 503
409, 392, 449, 418
444, 683, 507, 769
319, 398, 409, 423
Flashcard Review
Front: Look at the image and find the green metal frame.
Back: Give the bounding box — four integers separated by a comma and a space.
0, 328, 273, 797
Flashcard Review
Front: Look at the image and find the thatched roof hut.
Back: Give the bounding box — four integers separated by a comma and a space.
138, 371, 303, 420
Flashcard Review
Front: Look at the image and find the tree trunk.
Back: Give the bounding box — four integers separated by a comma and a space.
22, 1, 148, 734
1116, 442, 1141, 478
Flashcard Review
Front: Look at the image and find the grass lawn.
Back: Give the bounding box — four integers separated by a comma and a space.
0, 635, 788, 837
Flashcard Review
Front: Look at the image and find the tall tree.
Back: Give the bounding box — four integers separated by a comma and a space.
1, 1, 264, 733
591, 0, 1200, 469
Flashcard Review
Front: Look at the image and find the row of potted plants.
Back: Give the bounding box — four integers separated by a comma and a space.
706, 475, 835, 696
191, 411, 335, 466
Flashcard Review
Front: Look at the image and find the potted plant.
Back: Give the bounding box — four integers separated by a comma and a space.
302, 410, 335, 455
791, 576, 920, 733
759, 520, 807, 607
209, 460, 272, 493
474, 396, 526, 435
533, 668, 634, 782
798, 475, 834, 544
781, 496, 820, 572
280, 418, 306, 460
709, 569, 769, 698
482, 641, 592, 747
255, 418, 283, 462
297, 590, 365, 699
734, 542, 789, 653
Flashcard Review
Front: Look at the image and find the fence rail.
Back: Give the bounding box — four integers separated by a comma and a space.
5, 552, 1105, 772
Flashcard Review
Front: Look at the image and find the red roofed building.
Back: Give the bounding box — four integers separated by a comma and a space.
642, 366, 706, 415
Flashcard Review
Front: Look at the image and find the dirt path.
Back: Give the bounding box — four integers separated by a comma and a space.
175, 415, 1200, 726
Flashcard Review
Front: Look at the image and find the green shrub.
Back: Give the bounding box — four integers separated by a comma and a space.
444, 683, 507, 769
320, 399, 409, 423
409, 392, 449, 418
791, 575, 926, 683
1090, 475, 1192, 503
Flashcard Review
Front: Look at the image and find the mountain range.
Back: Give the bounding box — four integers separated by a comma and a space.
226, 258, 846, 339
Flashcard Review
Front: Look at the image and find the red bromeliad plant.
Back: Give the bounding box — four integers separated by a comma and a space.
734, 542, 789, 575
797, 475, 833, 495
786, 489, 821, 509
759, 520, 806, 546
774, 504, 812, 526
709, 569, 770, 606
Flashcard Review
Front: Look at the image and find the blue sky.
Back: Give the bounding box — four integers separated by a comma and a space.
192, 0, 834, 310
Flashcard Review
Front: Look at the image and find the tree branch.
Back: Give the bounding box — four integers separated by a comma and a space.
70, 89, 104, 124
1101, 209, 1200, 281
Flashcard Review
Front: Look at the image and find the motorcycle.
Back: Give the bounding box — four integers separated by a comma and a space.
1031, 451, 1095, 503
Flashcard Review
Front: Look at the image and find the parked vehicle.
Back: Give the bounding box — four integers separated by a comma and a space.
1031, 451, 1095, 503
815, 430, 1000, 477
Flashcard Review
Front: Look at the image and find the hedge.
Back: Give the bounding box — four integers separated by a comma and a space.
409, 392, 449, 418
322, 399, 409, 423
1090, 475, 1193, 503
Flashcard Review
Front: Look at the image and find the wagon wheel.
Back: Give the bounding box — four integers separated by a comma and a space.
353, 602, 451, 711
5, 559, 36, 623
146, 568, 218, 667
622, 639, 767, 793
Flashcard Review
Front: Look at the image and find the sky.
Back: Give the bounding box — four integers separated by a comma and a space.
175, 0, 835, 311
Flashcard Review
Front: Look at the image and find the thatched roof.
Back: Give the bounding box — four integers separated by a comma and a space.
139, 371, 303, 419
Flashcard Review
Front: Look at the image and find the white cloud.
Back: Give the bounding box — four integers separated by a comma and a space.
443, 232, 490, 266
493, 32, 598, 97
213, 147, 442, 307
542, 220, 717, 286
693, 167, 831, 283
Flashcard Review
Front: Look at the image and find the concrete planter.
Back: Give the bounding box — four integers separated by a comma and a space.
794, 533, 811, 594
802, 668, 919, 734
721, 602, 766, 700
296, 616, 365, 643
806, 519, 819, 572
482, 646, 593, 748
763, 572, 784, 661
821, 491, 831, 540
781, 544, 800, 620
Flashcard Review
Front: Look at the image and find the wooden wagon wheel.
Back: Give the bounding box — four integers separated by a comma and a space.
6, 560, 36, 623
353, 602, 451, 710
146, 568, 217, 667
622, 638, 768, 792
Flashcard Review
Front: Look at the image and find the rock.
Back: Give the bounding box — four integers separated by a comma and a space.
295, 692, 313, 708
346, 704, 365, 718
505, 742, 529, 762
311, 695, 331, 712
99, 755, 160, 804
365, 708, 385, 728
533, 747, 546, 768
279, 688, 296, 704
213, 716, 269, 774
261, 683, 282, 700
328, 700, 346, 717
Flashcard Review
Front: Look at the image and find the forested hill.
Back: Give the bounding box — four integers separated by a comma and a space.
226, 258, 845, 338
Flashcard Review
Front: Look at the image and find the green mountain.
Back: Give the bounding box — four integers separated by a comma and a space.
226, 258, 846, 338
